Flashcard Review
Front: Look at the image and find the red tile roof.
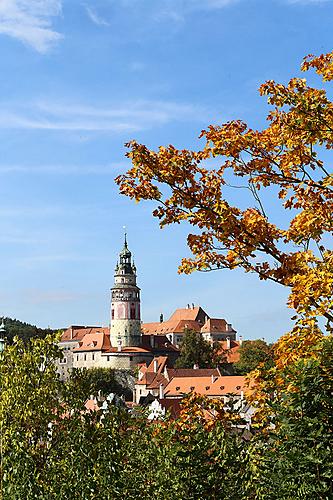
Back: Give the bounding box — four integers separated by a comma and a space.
164, 375, 246, 398
141, 334, 179, 352
201, 318, 236, 333
165, 368, 221, 379
73, 331, 111, 352
136, 356, 169, 388
61, 326, 109, 342
142, 308, 236, 338
168, 307, 206, 322
217, 340, 241, 363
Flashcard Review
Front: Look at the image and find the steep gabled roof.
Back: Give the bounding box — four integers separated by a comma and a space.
136, 356, 169, 388
201, 318, 233, 333
217, 340, 241, 363
168, 306, 208, 323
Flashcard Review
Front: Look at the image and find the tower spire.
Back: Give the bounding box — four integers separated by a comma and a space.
123, 226, 127, 248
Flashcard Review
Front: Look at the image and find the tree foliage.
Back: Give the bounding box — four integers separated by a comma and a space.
234, 339, 273, 375
175, 329, 216, 368
2, 317, 57, 344
116, 51, 333, 363
1, 335, 333, 499
70, 367, 133, 400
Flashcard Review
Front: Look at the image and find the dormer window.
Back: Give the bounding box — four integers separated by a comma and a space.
205, 386, 210, 390
190, 386, 195, 391
176, 386, 180, 391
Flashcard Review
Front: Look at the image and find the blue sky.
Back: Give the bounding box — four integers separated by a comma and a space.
0, 0, 332, 341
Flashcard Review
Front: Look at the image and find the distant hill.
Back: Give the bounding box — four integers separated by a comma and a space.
2, 317, 59, 344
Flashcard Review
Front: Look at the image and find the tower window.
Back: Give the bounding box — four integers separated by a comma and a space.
130, 308, 136, 319
111, 309, 114, 320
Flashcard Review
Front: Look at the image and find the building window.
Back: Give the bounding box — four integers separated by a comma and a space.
59, 357, 67, 365
76, 355, 79, 361
84, 354, 87, 361
130, 356, 133, 361
92, 354, 95, 361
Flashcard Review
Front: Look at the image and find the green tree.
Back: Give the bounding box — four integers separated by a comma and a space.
2, 316, 57, 344
234, 339, 273, 375
70, 367, 127, 399
175, 329, 216, 368
248, 336, 333, 500
0, 335, 250, 499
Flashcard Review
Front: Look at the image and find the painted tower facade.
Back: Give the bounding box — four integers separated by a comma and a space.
110, 236, 141, 348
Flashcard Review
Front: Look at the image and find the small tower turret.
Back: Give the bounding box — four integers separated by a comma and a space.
0, 318, 6, 353
110, 235, 141, 348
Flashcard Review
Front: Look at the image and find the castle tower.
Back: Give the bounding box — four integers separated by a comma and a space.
110, 235, 141, 348
0, 318, 6, 353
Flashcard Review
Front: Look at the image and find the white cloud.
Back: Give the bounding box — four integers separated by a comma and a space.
0, 99, 210, 132
85, 5, 110, 26
0, 0, 63, 53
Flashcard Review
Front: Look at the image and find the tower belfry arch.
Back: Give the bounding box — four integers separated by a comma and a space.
110, 235, 141, 348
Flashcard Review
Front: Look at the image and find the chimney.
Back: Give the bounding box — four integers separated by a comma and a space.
193, 363, 199, 370
239, 335, 243, 346
192, 303, 195, 309
160, 313, 164, 323
159, 383, 164, 399
187, 303, 190, 309
70, 326, 73, 340
150, 335, 155, 348
226, 336, 231, 349
153, 359, 158, 373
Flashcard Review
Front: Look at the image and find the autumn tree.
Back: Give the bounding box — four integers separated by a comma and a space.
116, 51, 333, 368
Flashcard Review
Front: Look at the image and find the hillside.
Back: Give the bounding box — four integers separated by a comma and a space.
2, 317, 58, 344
